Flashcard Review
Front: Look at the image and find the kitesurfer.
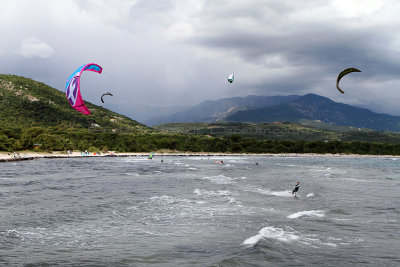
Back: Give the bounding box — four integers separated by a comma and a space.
292, 181, 300, 195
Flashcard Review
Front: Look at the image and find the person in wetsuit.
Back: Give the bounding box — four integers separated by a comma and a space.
292, 181, 300, 195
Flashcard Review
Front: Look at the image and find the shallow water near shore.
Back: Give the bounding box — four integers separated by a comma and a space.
0, 155, 399, 266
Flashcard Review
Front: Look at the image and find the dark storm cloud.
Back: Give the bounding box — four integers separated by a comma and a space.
2, 0, 400, 121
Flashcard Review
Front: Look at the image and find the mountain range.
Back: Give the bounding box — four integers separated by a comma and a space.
147, 94, 400, 132
145, 95, 300, 125
2, 74, 400, 132
226, 94, 400, 131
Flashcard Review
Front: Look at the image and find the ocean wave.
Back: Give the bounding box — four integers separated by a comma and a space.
193, 189, 232, 196
243, 226, 337, 248
242, 226, 299, 246
251, 187, 292, 197
201, 175, 235, 184
327, 177, 374, 183
287, 210, 325, 219
123, 172, 139, 176
306, 193, 314, 198
0, 229, 23, 240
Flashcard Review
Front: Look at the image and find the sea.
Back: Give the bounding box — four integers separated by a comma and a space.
0, 155, 399, 266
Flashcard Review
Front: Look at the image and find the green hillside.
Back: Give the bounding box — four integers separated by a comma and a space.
0, 74, 152, 151
0, 74, 146, 131
2, 74, 400, 155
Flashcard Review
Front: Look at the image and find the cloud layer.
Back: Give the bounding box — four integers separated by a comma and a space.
1, 0, 400, 122
18, 37, 55, 58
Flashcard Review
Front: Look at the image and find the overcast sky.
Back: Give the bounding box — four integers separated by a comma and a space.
2, 0, 400, 122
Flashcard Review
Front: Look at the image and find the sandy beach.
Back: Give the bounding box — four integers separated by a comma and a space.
1, 151, 399, 162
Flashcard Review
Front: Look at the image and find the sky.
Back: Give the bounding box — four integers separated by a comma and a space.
2, 0, 400, 122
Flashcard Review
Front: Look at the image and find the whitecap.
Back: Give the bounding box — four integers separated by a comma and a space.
124, 172, 139, 176
253, 188, 292, 197
201, 175, 235, 184
193, 189, 232, 197
193, 188, 202, 196
288, 210, 325, 219
243, 225, 340, 249
306, 193, 314, 198
228, 197, 240, 204
243, 226, 299, 246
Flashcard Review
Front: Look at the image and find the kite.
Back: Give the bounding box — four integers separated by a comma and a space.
148, 152, 154, 160
101, 92, 113, 103
336, 68, 361, 94
65, 63, 103, 115
227, 74, 234, 83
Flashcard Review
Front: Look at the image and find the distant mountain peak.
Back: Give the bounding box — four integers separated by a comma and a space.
226, 93, 400, 131
145, 94, 300, 125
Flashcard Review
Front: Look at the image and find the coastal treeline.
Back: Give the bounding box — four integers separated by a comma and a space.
1, 126, 400, 155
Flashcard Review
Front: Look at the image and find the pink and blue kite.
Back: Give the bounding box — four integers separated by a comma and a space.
65, 63, 102, 115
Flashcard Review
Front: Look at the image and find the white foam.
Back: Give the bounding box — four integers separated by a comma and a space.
201, 175, 235, 184
193, 188, 232, 197
243, 225, 339, 248
149, 195, 192, 206
150, 195, 176, 204
228, 197, 240, 204
288, 210, 325, 219
306, 193, 314, 198
254, 188, 292, 197
193, 188, 202, 196
243, 226, 299, 246
124, 172, 139, 176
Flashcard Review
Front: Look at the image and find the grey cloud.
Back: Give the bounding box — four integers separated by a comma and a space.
2, 0, 400, 122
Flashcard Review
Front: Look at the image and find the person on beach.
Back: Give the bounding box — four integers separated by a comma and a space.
292, 181, 300, 195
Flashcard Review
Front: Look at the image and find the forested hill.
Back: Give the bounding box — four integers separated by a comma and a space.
0, 74, 146, 132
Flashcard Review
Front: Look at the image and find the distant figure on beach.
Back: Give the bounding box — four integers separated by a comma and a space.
292, 181, 300, 195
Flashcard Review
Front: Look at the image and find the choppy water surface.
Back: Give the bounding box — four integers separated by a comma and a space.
0, 156, 399, 266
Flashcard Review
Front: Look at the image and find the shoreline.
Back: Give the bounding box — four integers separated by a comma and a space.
1, 151, 399, 162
